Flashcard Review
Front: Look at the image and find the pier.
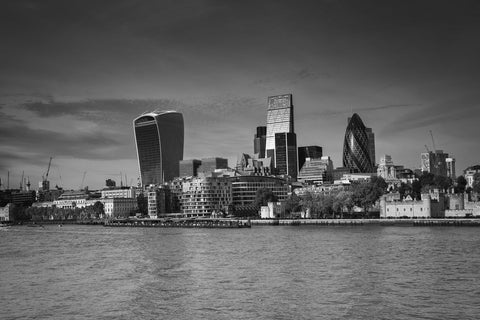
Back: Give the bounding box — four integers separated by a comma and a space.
104, 218, 251, 228
247, 218, 480, 226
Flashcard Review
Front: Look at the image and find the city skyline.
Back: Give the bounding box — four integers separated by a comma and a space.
1, 0, 480, 188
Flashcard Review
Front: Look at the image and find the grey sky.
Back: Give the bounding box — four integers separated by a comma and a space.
1, 0, 480, 189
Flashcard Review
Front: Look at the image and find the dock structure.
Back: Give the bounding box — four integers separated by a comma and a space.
104, 218, 251, 228
248, 218, 480, 226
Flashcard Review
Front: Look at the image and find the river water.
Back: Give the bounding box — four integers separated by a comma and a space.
1, 225, 479, 319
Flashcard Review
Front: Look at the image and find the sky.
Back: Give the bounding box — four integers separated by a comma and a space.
1, 0, 480, 189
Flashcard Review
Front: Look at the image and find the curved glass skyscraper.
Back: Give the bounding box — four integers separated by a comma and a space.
343, 113, 374, 173
133, 110, 184, 185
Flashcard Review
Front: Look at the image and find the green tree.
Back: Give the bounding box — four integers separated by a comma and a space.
254, 188, 278, 208
456, 176, 467, 194
472, 173, 480, 194
92, 201, 104, 219
285, 193, 302, 215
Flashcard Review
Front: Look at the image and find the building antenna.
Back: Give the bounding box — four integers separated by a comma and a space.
7, 171, 9, 189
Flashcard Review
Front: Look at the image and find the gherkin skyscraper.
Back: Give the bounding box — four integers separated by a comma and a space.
343, 113, 375, 173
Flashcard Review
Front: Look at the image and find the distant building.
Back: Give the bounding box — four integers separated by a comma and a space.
333, 167, 355, 181
377, 155, 401, 190
198, 157, 229, 176
101, 187, 136, 199
228, 175, 289, 216
298, 146, 323, 172
380, 191, 445, 218
181, 177, 232, 215
274, 132, 297, 179
298, 156, 333, 185
254, 126, 267, 158
260, 202, 285, 219
133, 110, 184, 185
365, 127, 376, 166
147, 186, 166, 218
102, 198, 138, 218
236, 153, 272, 176
446, 158, 456, 179
464, 165, 480, 188
265, 94, 294, 166
11, 191, 36, 207
294, 182, 350, 197
105, 179, 116, 188
179, 159, 202, 177
0, 203, 13, 221
343, 113, 375, 173
420, 150, 449, 177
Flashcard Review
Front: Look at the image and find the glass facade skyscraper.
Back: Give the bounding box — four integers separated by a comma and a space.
275, 132, 298, 178
265, 94, 294, 163
343, 113, 374, 173
133, 110, 184, 185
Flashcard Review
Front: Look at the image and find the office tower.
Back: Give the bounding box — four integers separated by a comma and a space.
420, 150, 449, 177
365, 127, 376, 166
265, 94, 294, 164
133, 110, 184, 185
179, 159, 202, 177
446, 158, 456, 179
275, 132, 298, 179
298, 146, 323, 171
298, 156, 333, 185
343, 113, 374, 173
198, 157, 229, 175
254, 126, 267, 158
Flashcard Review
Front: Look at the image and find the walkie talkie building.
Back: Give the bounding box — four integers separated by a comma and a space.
133, 110, 184, 185
343, 113, 374, 173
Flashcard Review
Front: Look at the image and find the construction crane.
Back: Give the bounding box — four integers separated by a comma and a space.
40, 157, 53, 191
80, 171, 87, 190
429, 130, 437, 152
20, 171, 24, 190
424, 145, 430, 153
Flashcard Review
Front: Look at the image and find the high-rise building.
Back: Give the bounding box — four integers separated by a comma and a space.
275, 132, 298, 179
298, 156, 333, 185
133, 110, 184, 185
198, 157, 229, 175
298, 146, 323, 171
365, 127, 376, 166
265, 94, 294, 164
179, 159, 202, 177
343, 113, 375, 173
254, 126, 267, 158
420, 150, 449, 177
446, 158, 456, 179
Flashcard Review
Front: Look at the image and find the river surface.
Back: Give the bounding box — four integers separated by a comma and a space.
1, 225, 479, 319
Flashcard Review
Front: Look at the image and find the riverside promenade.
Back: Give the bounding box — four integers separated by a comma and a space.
246, 218, 480, 226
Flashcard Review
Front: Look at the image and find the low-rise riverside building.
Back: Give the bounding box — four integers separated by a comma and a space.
101, 187, 136, 199
380, 191, 445, 218
147, 186, 166, 218
181, 176, 232, 215
294, 182, 350, 197
260, 202, 285, 218
0, 203, 13, 221
228, 175, 288, 216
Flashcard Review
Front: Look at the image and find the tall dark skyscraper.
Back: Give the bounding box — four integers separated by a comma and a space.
265, 94, 294, 164
343, 113, 374, 173
298, 146, 323, 171
133, 110, 184, 185
254, 126, 267, 158
275, 132, 298, 179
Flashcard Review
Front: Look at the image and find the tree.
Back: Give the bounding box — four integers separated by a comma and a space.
334, 191, 354, 218
472, 173, 480, 194
456, 176, 468, 194
285, 193, 302, 215
351, 177, 387, 217
92, 201, 105, 219
254, 188, 278, 208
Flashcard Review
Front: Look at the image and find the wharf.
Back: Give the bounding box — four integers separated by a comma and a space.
248, 218, 480, 226
104, 218, 251, 228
